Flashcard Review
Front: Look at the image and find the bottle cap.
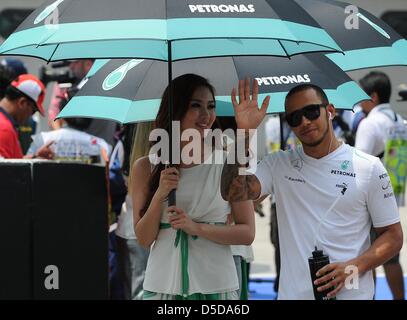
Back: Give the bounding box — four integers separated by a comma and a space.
312, 246, 324, 258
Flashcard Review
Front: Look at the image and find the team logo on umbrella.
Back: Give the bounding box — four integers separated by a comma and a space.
189, 4, 255, 13
34, 0, 64, 25
102, 59, 144, 91
357, 13, 390, 39
256, 74, 311, 86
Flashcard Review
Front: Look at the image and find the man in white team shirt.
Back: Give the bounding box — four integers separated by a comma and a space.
221, 79, 403, 299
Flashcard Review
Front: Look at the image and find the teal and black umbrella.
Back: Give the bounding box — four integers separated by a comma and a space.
295, 0, 407, 71
0, 0, 344, 206
0, 0, 342, 62
57, 54, 369, 124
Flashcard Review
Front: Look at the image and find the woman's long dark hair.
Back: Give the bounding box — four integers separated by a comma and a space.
141, 73, 216, 216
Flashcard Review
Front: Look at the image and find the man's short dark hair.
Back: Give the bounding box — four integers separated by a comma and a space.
359, 71, 391, 104
285, 84, 329, 109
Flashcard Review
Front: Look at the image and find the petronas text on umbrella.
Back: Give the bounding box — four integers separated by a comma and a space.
189, 4, 255, 13
256, 74, 311, 86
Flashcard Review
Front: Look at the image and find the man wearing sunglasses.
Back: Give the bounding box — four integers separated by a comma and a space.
221, 78, 403, 300
0, 74, 53, 159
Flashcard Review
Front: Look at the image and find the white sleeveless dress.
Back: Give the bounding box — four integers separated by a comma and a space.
142, 150, 239, 299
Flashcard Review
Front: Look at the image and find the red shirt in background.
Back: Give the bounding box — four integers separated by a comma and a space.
0, 107, 23, 159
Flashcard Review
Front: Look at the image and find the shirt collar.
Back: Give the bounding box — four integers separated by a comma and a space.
0, 106, 18, 130
369, 103, 391, 115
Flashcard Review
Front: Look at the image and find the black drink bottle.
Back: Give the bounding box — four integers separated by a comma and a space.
308, 247, 336, 300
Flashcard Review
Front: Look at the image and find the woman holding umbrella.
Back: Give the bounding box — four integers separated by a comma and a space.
131, 74, 255, 300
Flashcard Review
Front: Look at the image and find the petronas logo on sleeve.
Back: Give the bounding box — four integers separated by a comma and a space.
34, 0, 64, 25
357, 13, 390, 39
103, 59, 144, 91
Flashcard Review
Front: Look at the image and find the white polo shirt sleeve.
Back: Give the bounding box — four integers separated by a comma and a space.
26, 133, 45, 156
254, 153, 276, 197
355, 119, 377, 155
367, 158, 400, 228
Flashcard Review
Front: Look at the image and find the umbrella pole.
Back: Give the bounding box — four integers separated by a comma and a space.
168, 40, 176, 206
279, 114, 286, 151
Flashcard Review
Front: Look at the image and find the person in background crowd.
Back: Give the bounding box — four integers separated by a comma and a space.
106, 124, 136, 300
27, 85, 111, 164
115, 122, 153, 300
0, 74, 52, 159
1, 58, 36, 153
355, 71, 405, 300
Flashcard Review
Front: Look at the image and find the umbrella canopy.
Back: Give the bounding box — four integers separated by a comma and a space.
295, 0, 407, 71
0, 0, 343, 62
57, 54, 369, 124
